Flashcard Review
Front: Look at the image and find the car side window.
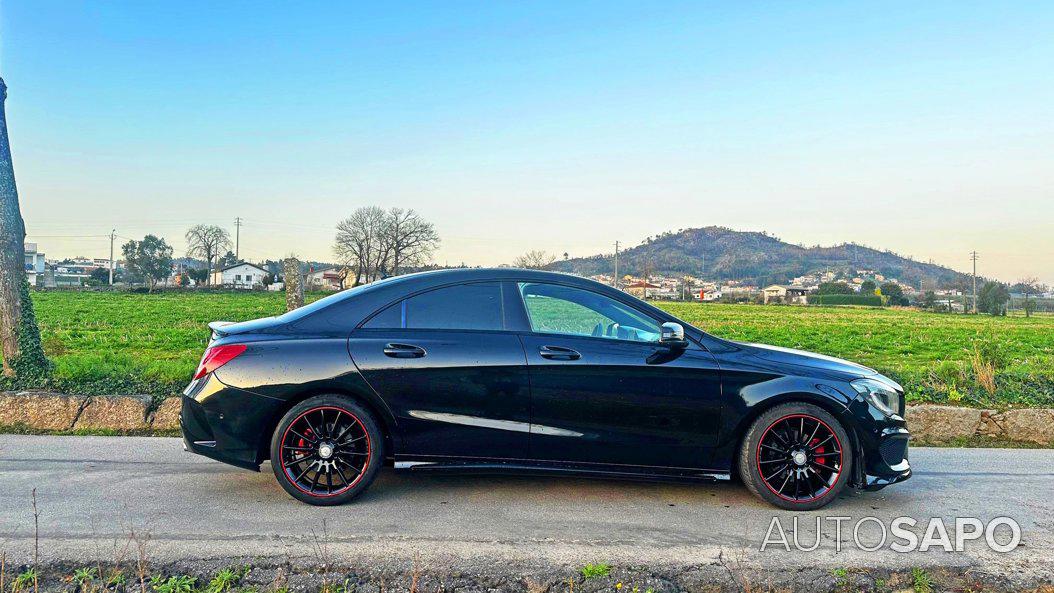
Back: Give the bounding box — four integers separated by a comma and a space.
518, 282, 660, 342
363, 282, 504, 331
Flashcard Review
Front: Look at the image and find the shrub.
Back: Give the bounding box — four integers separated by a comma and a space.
807, 294, 884, 306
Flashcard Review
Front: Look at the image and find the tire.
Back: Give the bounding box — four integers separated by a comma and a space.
738, 402, 852, 510
270, 394, 383, 506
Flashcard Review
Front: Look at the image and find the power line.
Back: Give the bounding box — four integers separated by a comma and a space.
234, 217, 243, 260
970, 250, 979, 314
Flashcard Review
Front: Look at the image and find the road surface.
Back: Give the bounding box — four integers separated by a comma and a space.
0, 436, 1051, 574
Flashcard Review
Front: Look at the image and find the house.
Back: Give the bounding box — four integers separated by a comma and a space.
763, 284, 809, 304
24, 242, 45, 286
623, 279, 660, 298
210, 262, 269, 289
306, 266, 350, 291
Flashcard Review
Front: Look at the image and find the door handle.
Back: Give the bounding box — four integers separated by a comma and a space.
539, 345, 581, 361
383, 343, 426, 358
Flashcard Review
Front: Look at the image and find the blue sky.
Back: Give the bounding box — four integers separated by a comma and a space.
2, 1, 1052, 283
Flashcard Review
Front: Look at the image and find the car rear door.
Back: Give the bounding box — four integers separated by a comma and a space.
515, 281, 724, 469
347, 281, 531, 460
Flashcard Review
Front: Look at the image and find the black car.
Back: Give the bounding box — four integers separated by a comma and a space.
181, 269, 910, 509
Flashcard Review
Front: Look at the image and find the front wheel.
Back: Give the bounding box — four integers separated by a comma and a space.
738, 402, 852, 510
270, 395, 383, 506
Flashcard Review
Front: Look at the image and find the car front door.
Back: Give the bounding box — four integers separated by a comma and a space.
348, 281, 531, 460
516, 282, 723, 469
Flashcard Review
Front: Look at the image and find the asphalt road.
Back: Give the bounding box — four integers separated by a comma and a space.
0, 436, 1051, 574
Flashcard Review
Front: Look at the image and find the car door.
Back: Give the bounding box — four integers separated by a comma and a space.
348, 281, 531, 460
516, 282, 724, 469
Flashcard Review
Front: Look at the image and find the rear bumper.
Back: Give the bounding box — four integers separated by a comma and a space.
180, 374, 284, 471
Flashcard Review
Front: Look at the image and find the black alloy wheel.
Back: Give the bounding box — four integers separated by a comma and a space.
270, 395, 383, 505
739, 402, 852, 510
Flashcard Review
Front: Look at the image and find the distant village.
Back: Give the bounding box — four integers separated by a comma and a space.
26, 240, 1052, 312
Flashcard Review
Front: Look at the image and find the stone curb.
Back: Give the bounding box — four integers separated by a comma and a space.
1, 392, 1051, 444
0, 390, 180, 432
904, 405, 1053, 445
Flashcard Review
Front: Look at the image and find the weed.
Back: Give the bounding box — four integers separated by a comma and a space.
152, 575, 196, 593
73, 567, 99, 588
831, 567, 849, 588
13, 568, 38, 593
911, 568, 933, 593
107, 570, 128, 589
970, 347, 998, 395
579, 563, 611, 580
206, 567, 247, 593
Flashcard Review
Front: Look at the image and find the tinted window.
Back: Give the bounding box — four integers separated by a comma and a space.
363, 300, 403, 328
364, 282, 504, 331
519, 282, 660, 342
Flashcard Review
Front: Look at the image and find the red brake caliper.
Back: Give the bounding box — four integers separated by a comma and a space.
810, 437, 826, 469
296, 429, 314, 462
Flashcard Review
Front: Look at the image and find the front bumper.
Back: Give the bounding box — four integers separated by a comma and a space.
841, 398, 912, 491
180, 374, 285, 472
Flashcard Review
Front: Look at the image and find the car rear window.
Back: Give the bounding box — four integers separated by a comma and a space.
363, 282, 504, 331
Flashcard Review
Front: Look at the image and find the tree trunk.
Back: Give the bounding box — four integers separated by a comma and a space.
284, 258, 304, 312
0, 78, 26, 377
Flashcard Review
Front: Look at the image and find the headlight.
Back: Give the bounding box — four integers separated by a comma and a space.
851, 377, 902, 417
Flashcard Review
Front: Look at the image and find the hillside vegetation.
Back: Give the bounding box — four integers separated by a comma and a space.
5, 290, 1051, 408
551, 226, 970, 287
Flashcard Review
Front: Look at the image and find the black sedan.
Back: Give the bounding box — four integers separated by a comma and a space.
181, 269, 910, 509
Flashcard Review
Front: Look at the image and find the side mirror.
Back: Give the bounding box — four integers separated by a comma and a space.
659, 322, 688, 348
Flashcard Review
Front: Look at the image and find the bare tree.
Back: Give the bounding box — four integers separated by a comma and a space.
184, 224, 232, 285
1013, 277, 1044, 317
382, 208, 440, 275
513, 250, 556, 270
334, 206, 387, 285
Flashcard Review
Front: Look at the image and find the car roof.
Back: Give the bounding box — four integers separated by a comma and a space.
283, 268, 659, 332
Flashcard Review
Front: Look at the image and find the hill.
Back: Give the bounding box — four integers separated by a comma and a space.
550, 227, 969, 288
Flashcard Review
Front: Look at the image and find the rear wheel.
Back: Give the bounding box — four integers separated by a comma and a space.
738, 402, 852, 510
270, 395, 383, 506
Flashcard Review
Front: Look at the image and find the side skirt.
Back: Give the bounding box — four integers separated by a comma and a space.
393, 459, 731, 483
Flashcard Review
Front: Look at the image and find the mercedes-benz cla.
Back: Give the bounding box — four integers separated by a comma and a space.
181, 269, 910, 509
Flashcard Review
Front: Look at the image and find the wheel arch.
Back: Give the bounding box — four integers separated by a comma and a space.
728, 390, 860, 481
255, 385, 398, 465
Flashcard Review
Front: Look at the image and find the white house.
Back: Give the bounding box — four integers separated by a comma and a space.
763, 284, 809, 304
305, 266, 350, 291
210, 262, 269, 289
24, 242, 45, 286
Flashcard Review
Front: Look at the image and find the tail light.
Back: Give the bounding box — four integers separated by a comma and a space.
193, 344, 247, 380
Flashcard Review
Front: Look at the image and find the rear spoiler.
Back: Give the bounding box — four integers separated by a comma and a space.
208, 321, 237, 340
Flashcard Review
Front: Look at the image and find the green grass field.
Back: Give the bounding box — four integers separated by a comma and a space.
9, 290, 1054, 408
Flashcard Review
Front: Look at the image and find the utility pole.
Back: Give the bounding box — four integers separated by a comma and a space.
234, 217, 243, 261
613, 241, 619, 290
970, 251, 979, 314
108, 229, 115, 285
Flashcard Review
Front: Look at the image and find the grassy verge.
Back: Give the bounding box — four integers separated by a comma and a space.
4, 290, 1053, 408
0, 423, 181, 437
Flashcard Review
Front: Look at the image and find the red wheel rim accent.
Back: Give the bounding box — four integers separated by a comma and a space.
755, 413, 843, 503
279, 406, 371, 497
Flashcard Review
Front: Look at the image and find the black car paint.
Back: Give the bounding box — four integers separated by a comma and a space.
181, 268, 910, 490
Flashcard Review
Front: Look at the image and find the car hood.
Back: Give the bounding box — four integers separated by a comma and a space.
737, 342, 877, 377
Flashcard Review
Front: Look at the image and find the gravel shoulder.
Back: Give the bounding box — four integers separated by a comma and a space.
0, 436, 1052, 591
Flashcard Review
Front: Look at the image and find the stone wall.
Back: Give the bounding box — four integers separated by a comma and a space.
905, 405, 1054, 445
1, 392, 1051, 445
0, 391, 181, 432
